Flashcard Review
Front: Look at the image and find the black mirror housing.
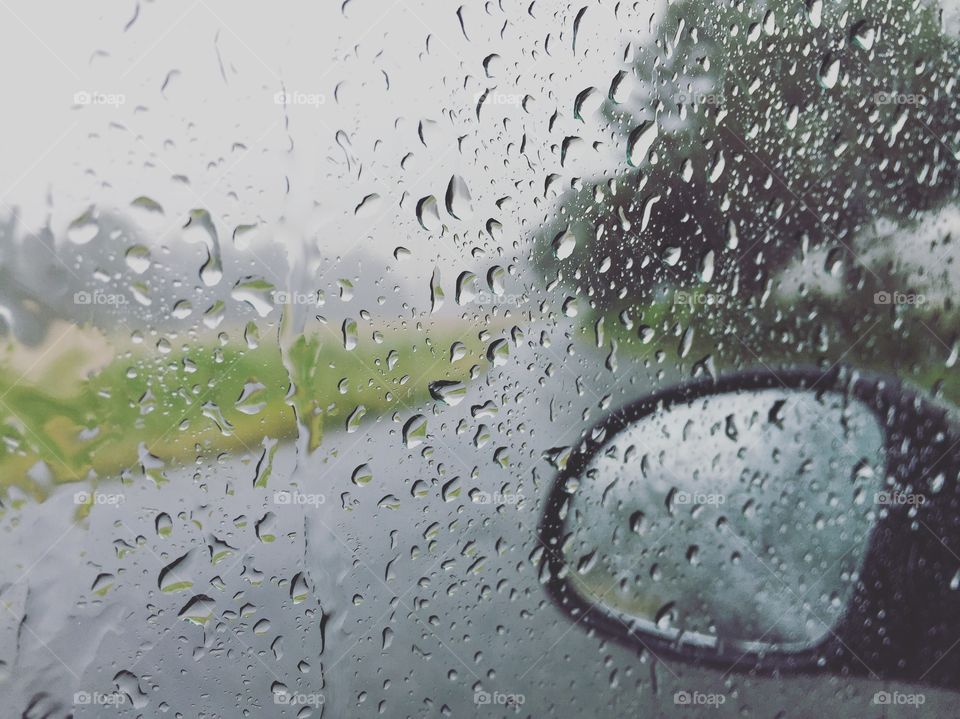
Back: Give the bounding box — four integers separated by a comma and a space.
538, 366, 960, 688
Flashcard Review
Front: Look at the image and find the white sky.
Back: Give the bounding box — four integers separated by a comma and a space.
12, 0, 957, 303
0, 0, 656, 272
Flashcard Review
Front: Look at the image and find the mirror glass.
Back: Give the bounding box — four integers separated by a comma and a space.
561, 388, 886, 650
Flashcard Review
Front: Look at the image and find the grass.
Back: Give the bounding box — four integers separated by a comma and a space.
0, 322, 488, 501
4, 285, 952, 505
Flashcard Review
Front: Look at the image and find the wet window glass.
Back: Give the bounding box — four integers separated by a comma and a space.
1, 0, 959, 716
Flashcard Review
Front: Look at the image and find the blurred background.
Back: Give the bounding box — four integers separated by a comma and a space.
0, 0, 958, 716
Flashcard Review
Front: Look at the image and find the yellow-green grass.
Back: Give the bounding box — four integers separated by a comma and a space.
0, 323, 488, 501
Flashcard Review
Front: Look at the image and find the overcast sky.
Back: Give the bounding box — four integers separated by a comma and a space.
0, 0, 661, 279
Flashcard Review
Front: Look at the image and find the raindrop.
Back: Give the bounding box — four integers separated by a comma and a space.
819, 54, 840, 89
178, 594, 216, 625
430, 267, 445, 313
124, 245, 152, 274
230, 277, 276, 317
627, 118, 658, 167
352, 463, 373, 486
456, 271, 479, 304
291, 572, 309, 604
417, 195, 441, 231
486, 338, 510, 366
403, 415, 428, 448
487, 266, 506, 296
200, 246, 223, 287
66, 208, 99, 245
159, 551, 195, 593
346, 405, 366, 433
445, 175, 473, 220
429, 380, 467, 406
552, 227, 576, 260
354, 192, 382, 218
342, 318, 358, 350
255, 513, 277, 543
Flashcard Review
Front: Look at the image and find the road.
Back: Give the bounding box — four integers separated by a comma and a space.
0, 331, 950, 717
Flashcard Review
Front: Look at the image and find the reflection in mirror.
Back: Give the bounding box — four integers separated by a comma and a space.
562, 389, 886, 650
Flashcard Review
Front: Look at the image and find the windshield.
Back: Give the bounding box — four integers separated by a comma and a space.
0, 0, 958, 716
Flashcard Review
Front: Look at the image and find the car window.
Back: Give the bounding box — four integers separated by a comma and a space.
1, 0, 958, 716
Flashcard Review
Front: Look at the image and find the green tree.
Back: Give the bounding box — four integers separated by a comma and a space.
539, 0, 960, 312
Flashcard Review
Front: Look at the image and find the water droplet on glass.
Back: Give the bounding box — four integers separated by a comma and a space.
352, 463, 373, 486
403, 415, 428, 448
429, 380, 466, 406
552, 227, 576, 260
416, 195, 441, 231
486, 338, 510, 366
627, 118, 658, 167
445, 175, 473, 220
124, 245, 152, 274
67, 208, 99, 245
342, 318, 358, 350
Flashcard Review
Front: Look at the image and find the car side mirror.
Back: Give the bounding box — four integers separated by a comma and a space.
538, 367, 960, 689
